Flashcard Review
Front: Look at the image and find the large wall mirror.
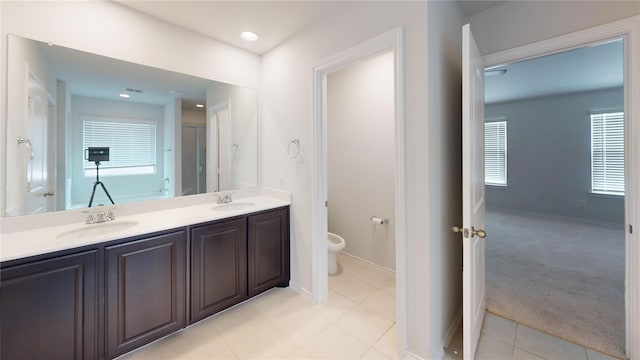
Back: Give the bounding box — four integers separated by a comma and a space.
4, 34, 258, 217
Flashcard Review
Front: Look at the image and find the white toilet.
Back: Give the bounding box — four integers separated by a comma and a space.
327, 232, 346, 274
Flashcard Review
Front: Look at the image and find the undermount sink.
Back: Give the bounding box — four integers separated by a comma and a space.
56, 220, 140, 240
212, 202, 256, 212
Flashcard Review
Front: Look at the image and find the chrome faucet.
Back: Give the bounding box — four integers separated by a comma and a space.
82, 206, 119, 224
217, 192, 234, 204
83, 211, 95, 224
96, 211, 107, 223
106, 206, 118, 221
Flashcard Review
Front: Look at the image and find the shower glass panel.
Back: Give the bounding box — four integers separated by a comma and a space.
182, 126, 207, 195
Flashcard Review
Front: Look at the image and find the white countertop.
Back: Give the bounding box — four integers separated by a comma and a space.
0, 189, 290, 263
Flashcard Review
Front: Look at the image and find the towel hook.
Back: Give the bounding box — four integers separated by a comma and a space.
287, 139, 300, 159
17, 137, 34, 159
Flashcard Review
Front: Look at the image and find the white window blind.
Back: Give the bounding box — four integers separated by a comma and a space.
485, 121, 507, 186
83, 117, 157, 176
591, 112, 624, 195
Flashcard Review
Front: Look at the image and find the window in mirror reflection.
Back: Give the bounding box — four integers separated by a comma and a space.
83, 116, 158, 177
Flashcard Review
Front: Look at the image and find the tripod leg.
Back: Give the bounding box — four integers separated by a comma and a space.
99, 182, 116, 205
88, 182, 100, 207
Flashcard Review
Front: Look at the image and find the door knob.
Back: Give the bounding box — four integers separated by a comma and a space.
43, 191, 54, 197
452, 225, 469, 238
472, 227, 487, 238
452, 225, 487, 238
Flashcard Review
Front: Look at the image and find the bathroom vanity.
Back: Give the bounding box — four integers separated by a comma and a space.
0, 194, 290, 360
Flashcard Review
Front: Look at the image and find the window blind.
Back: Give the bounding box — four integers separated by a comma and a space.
485, 121, 507, 186
83, 117, 157, 176
591, 112, 624, 195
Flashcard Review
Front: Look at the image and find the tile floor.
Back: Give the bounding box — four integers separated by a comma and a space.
445, 313, 621, 360
119, 253, 621, 360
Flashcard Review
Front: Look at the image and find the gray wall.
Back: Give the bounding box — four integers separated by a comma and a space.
327, 51, 396, 271
467, 1, 640, 55
486, 87, 624, 225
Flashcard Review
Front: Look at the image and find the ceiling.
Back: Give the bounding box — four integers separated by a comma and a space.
485, 39, 624, 104
55, 1, 621, 105
34, 37, 212, 107
115, 1, 341, 54
116, 1, 506, 55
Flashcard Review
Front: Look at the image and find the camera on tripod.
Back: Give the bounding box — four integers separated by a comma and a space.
85, 147, 110, 163
85, 147, 115, 207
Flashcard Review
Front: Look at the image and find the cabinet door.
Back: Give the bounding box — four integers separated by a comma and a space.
105, 230, 186, 358
248, 208, 290, 296
1, 250, 98, 360
191, 218, 247, 323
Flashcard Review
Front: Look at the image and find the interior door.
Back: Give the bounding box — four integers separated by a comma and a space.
462, 23, 487, 360
25, 74, 50, 215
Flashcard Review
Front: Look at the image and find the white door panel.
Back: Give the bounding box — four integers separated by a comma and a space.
462, 23, 486, 360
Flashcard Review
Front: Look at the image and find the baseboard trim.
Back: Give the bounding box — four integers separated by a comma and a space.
288, 281, 314, 301
340, 251, 396, 274
443, 308, 463, 349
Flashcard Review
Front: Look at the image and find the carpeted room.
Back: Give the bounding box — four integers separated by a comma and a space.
483, 39, 626, 359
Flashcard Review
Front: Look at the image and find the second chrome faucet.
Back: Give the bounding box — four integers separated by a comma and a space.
216, 192, 234, 204
84, 206, 118, 224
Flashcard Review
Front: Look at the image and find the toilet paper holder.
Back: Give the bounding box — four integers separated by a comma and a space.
370, 216, 389, 225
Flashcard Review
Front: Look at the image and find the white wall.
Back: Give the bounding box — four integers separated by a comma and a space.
164, 99, 181, 197
427, 1, 465, 355
486, 87, 625, 224
468, 1, 640, 55
327, 51, 396, 271
261, 1, 464, 357
207, 85, 259, 190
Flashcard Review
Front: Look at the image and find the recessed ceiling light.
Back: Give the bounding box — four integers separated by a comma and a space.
241, 31, 259, 42
196, 104, 204, 108
119, 93, 130, 98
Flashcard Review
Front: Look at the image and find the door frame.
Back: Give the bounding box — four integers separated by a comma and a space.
311, 27, 407, 353
482, 16, 639, 358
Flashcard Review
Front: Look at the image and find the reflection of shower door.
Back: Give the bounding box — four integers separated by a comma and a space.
181, 126, 206, 196
207, 103, 231, 192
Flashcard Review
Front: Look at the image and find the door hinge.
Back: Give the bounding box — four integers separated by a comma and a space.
325, 200, 328, 207
630, 224, 633, 234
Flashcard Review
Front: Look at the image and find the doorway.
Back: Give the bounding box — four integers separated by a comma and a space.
483, 39, 626, 357
326, 50, 396, 273
461, 17, 639, 360
311, 27, 408, 353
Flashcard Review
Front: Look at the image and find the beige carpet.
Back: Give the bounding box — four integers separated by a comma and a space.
485, 210, 625, 359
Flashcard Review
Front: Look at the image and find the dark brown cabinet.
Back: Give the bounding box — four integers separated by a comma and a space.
105, 230, 186, 358
190, 218, 248, 323
0, 250, 98, 360
0, 205, 289, 359
248, 208, 290, 296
